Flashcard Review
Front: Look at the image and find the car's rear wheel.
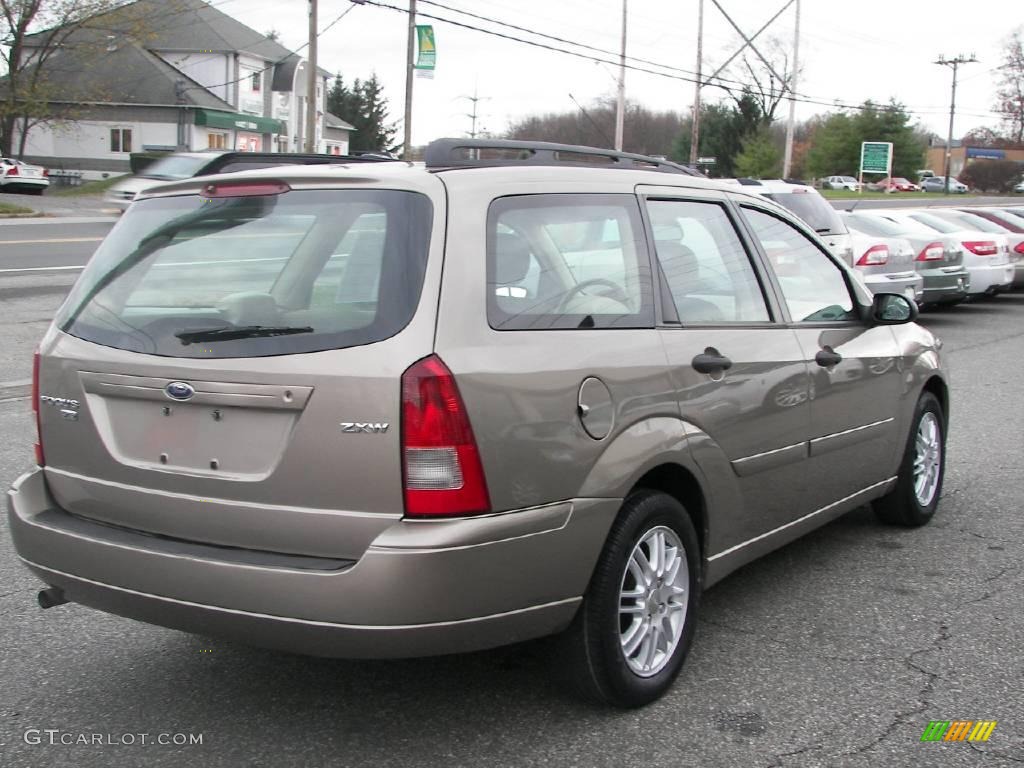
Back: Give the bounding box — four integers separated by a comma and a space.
560, 490, 701, 707
874, 392, 945, 527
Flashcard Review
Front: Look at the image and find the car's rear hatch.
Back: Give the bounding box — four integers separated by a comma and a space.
36, 169, 444, 561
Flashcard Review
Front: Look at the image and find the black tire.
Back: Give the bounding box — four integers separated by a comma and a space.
559, 490, 702, 707
874, 392, 945, 527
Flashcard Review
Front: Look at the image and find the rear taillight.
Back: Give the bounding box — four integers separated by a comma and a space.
42, 168, 49, 177
857, 244, 889, 266
401, 355, 490, 517
1015, 241, 1024, 255
917, 242, 945, 261
963, 241, 997, 256
7, 165, 18, 176
32, 350, 44, 465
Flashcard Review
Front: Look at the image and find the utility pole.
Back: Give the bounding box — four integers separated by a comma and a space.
305, 0, 318, 153
459, 88, 489, 138
782, 0, 800, 178
402, 0, 416, 159
614, 0, 627, 151
689, 0, 703, 166
934, 53, 977, 194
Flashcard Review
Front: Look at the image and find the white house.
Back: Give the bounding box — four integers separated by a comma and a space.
11, 0, 352, 174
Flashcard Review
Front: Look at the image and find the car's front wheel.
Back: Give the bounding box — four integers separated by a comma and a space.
560, 490, 701, 707
874, 392, 946, 526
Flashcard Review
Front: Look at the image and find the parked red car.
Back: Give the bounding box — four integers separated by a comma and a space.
875, 177, 921, 192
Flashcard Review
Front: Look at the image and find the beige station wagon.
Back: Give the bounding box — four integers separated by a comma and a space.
8, 139, 948, 707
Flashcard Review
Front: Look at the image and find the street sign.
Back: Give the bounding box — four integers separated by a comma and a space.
860, 141, 892, 174
415, 25, 436, 71
697, 156, 717, 164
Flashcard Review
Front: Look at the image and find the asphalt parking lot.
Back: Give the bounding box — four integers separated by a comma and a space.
1, 272, 1022, 768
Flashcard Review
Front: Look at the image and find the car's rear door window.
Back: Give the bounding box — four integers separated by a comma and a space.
57, 188, 432, 357
646, 199, 771, 323
487, 194, 654, 330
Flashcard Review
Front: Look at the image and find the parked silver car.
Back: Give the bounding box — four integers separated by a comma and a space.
841, 224, 923, 303
841, 211, 969, 307
8, 139, 949, 707
881, 209, 1014, 297
921, 176, 968, 193
823, 175, 861, 191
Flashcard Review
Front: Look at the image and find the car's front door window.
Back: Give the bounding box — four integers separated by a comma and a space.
742, 207, 856, 322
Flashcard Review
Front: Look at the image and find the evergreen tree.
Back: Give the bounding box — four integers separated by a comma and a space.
327, 73, 399, 154
735, 129, 782, 178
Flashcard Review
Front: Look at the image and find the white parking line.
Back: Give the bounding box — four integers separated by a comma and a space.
0, 265, 84, 273
0, 237, 105, 245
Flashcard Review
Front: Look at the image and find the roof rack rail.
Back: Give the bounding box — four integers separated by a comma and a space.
423, 138, 701, 176
735, 177, 763, 186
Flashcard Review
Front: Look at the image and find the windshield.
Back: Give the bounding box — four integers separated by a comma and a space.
763, 191, 845, 235
57, 188, 433, 358
844, 213, 906, 238
908, 212, 960, 234
139, 155, 212, 180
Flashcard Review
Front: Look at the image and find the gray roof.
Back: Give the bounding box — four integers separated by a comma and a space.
325, 112, 355, 131
3, 38, 233, 109
24, 0, 294, 61
23, 0, 332, 94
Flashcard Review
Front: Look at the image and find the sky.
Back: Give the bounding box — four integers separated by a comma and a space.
217, 0, 1014, 146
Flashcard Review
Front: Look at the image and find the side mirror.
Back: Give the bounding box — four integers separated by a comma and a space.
870, 292, 918, 325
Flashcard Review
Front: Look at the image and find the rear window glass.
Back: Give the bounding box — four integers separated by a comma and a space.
57, 189, 432, 357
908, 212, 959, 234
940, 212, 1005, 234
486, 194, 654, 330
139, 155, 211, 180
844, 213, 907, 238
763, 191, 845, 235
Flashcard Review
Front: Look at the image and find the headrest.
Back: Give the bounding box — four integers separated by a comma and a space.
493, 232, 533, 285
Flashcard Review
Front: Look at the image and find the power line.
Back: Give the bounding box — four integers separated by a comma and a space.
362, 0, 989, 121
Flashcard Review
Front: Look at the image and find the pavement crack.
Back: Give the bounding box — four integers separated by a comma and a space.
764, 741, 827, 768
829, 623, 950, 760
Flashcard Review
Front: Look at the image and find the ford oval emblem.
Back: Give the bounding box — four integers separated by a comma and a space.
165, 381, 195, 401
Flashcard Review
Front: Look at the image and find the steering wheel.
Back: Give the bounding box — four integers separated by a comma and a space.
556, 278, 631, 313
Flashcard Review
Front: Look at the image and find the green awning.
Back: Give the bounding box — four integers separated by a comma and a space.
194, 108, 284, 135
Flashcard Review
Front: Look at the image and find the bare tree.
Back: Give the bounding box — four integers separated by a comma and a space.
505, 96, 685, 157
714, 35, 799, 125
0, 0, 155, 157
994, 28, 1024, 144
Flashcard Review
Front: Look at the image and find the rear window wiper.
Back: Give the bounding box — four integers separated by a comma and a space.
175, 325, 314, 344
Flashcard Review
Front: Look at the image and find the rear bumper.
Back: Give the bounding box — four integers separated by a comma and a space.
862, 273, 923, 302
919, 267, 970, 304
966, 263, 1015, 295
1, 178, 48, 191
8, 468, 618, 657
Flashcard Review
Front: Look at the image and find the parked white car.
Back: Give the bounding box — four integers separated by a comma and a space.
1014, 180, 1024, 193
823, 175, 862, 191
0, 157, 49, 194
883, 210, 1013, 297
